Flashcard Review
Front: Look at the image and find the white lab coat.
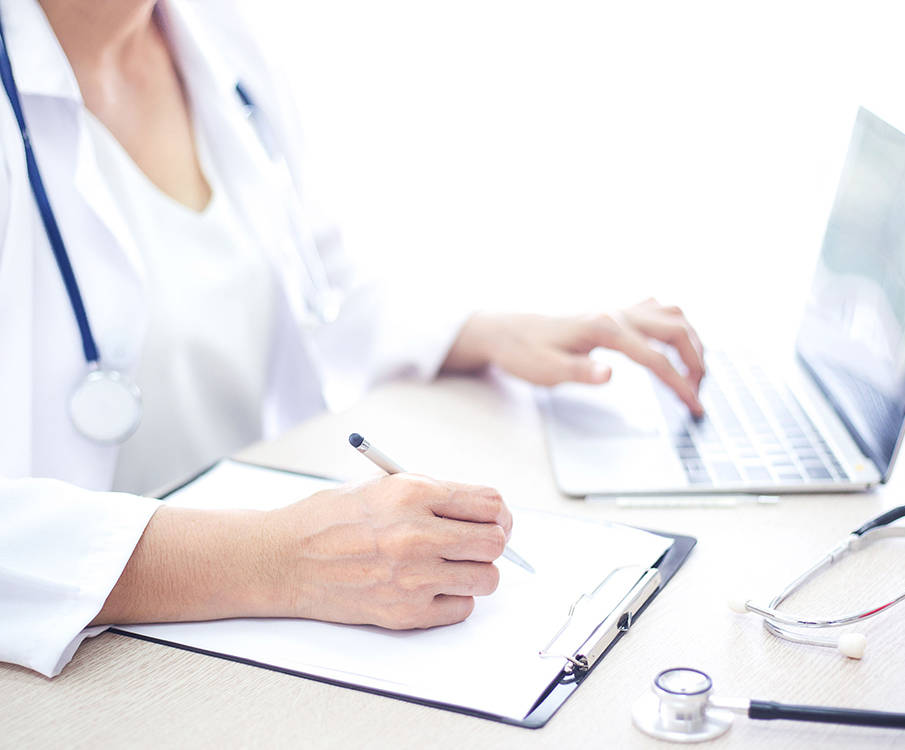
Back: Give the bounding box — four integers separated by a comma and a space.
0, 0, 464, 676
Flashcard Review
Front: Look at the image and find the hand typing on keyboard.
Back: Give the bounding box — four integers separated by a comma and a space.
442, 298, 706, 417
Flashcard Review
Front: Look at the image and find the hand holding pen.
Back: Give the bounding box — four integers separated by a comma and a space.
349, 433, 535, 574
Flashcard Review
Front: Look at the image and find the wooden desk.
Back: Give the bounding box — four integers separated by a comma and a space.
2, 376, 904, 749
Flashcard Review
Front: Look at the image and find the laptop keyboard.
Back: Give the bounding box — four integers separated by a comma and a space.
674, 353, 849, 487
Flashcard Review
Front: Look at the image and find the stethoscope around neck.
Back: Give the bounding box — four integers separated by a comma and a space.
632, 667, 905, 742
0, 14, 339, 445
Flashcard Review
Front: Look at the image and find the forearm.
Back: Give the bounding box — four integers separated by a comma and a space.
89, 474, 510, 632
90, 506, 277, 625
440, 312, 497, 373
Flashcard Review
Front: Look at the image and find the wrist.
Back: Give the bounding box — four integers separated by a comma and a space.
243, 508, 296, 618
442, 312, 499, 373
197, 509, 282, 619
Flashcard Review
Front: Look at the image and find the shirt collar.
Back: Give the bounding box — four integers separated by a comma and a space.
0, 0, 82, 101
0, 0, 240, 103
155, 0, 240, 105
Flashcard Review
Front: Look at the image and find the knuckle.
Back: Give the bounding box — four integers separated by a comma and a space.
396, 569, 431, 594
393, 475, 424, 504
483, 490, 504, 518
649, 351, 671, 373
381, 521, 428, 559
568, 358, 590, 382
536, 369, 562, 387
390, 474, 433, 503
593, 313, 619, 338
670, 320, 690, 338
487, 524, 506, 558
386, 603, 423, 630
483, 564, 501, 594
457, 597, 476, 622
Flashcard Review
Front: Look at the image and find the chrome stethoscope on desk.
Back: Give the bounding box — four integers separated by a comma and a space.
729, 504, 905, 659
633, 667, 905, 742
631, 507, 905, 741
0, 14, 340, 445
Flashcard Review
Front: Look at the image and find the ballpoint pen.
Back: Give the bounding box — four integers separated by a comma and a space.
348, 433, 535, 574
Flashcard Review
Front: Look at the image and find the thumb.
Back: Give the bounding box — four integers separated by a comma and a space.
545, 351, 613, 386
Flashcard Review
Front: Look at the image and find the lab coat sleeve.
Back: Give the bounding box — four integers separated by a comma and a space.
308, 223, 472, 402
0, 478, 161, 677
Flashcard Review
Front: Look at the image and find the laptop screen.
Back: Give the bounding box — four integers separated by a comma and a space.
796, 108, 905, 481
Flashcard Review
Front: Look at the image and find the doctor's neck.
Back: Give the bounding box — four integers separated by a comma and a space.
38, 0, 158, 67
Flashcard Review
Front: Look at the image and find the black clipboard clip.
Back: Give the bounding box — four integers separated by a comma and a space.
538, 565, 662, 675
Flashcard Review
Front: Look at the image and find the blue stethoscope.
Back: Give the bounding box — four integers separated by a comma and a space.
0, 14, 339, 445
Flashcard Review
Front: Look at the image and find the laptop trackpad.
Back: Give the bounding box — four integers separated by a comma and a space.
548, 368, 663, 438
542, 361, 689, 495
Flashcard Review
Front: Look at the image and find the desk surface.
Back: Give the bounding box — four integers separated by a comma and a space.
3, 375, 904, 749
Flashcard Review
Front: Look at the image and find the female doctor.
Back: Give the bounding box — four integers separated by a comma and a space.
0, 0, 705, 678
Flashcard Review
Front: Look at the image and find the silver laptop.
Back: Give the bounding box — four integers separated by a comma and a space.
540, 107, 905, 496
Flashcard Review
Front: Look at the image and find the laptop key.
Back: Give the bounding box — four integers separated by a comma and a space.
778, 472, 804, 482
677, 445, 700, 459
683, 458, 706, 473
806, 466, 833, 480
742, 465, 772, 482
710, 462, 741, 482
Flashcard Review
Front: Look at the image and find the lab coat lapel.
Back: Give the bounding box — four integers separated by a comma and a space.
72, 118, 148, 286
0, 99, 32, 477
0, 0, 148, 290
162, 0, 329, 424
161, 0, 316, 328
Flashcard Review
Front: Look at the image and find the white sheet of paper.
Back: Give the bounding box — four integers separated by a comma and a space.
119, 460, 671, 720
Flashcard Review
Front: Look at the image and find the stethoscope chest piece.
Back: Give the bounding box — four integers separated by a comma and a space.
632, 668, 733, 743
69, 368, 142, 444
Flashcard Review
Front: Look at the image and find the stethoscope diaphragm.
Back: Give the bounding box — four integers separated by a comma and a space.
69, 368, 143, 444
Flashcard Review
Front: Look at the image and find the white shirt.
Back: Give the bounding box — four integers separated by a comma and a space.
83, 112, 278, 495
0, 0, 467, 677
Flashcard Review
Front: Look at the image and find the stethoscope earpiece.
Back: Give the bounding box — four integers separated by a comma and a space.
837, 632, 866, 659
727, 596, 869, 659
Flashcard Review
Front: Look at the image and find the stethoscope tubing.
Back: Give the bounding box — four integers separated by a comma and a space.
735, 506, 905, 649
0, 16, 100, 364
749, 700, 905, 728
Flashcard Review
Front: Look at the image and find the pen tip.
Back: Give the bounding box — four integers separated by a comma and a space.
349, 433, 364, 448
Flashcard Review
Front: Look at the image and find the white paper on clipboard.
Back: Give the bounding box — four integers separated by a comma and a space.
117, 459, 671, 720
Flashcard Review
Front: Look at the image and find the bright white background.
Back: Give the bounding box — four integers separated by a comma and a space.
255, 1, 905, 351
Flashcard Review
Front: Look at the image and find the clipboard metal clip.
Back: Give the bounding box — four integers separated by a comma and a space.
538, 566, 662, 675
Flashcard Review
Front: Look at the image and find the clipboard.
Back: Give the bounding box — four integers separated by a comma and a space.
111, 459, 696, 729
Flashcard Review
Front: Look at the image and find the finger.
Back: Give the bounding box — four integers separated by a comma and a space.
489, 331, 613, 386
427, 483, 513, 536
612, 329, 704, 416
430, 517, 506, 562
661, 306, 706, 367
430, 560, 500, 596
420, 594, 476, 627
537, 350, 613, 387
634, 316, 705, 389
